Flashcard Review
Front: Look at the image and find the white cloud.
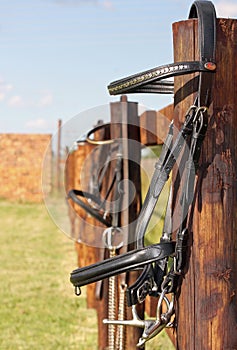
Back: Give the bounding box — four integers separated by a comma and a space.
54, 0, 97, 6
0, 79, 13, 101
8, 95, 24, 107
0, 77, 54, 109
215, 1, 237, 17
38, 91, 53, 107
101, 0, 113, 10
52, 0, 114, 10
25, 118, 50, 130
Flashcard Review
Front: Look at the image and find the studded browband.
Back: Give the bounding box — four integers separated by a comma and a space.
107, 1, 216, 96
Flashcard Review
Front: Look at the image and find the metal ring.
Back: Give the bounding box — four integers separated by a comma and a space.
102, 227, 124, 250
86, 123, 115, 145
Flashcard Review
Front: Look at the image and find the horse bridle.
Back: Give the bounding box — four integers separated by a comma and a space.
69, 1, 216, 347
67, 122, 123, 228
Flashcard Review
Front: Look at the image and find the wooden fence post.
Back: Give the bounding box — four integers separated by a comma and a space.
56, 119, 62, 191
173, 17, 237, 349
109, 96, 143, 349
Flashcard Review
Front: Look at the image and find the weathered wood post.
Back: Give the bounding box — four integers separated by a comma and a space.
173, 17, 237, 349
109, 95, 143, 349
65, 147, 76, 238
56, 119, 62, 190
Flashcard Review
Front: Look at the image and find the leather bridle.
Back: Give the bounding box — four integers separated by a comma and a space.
69, 1, 216, 347
67, 123, 123, 228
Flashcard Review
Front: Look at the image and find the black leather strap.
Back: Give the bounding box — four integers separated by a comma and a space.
135, 107, 196, 249
189, 1, 216, 62
70, 242, 175, 288
68, 189, 112, 227
189, 1, 216, 108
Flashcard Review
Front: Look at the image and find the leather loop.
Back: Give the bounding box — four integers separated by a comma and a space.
189, 0, 216, 62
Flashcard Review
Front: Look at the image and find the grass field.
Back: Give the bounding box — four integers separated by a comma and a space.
0, 199, 175, 349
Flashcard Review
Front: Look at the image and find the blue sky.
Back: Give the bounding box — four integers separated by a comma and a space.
1, 0, 237, 137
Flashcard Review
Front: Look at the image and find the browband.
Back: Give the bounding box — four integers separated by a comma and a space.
107, 1, 216, 96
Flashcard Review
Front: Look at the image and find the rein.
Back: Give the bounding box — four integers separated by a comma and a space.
69, 1, 216, 347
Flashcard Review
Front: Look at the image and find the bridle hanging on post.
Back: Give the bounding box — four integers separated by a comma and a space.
69, 1, 216, 347
67, 121, 127, 348
67, 123, 122, 228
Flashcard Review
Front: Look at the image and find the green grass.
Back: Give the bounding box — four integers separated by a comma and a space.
0, 200, 97, 350
141, 145, 172, 246
0, 199, 175, 349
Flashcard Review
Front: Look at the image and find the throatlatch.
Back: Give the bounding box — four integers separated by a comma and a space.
69, 1, 216, 347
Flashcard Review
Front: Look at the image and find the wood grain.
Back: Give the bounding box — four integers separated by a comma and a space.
173, 18, 237, 350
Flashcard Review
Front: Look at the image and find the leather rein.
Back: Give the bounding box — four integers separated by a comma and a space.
69, 1, 216, 347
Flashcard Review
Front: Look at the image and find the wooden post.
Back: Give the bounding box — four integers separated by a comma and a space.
56, 119, 62, 191
140, 104, 173, 146
65, 147, 77, 238
173, 18, 237, 349
109, 96, 143, 349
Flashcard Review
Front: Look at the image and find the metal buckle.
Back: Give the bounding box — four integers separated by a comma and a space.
173, 256, 182, 275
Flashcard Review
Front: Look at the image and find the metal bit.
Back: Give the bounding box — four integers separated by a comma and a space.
137, 292, 174, 348
103, 305, 145, 328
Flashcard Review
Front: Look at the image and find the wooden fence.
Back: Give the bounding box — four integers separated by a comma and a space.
0, 133, 52, 202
